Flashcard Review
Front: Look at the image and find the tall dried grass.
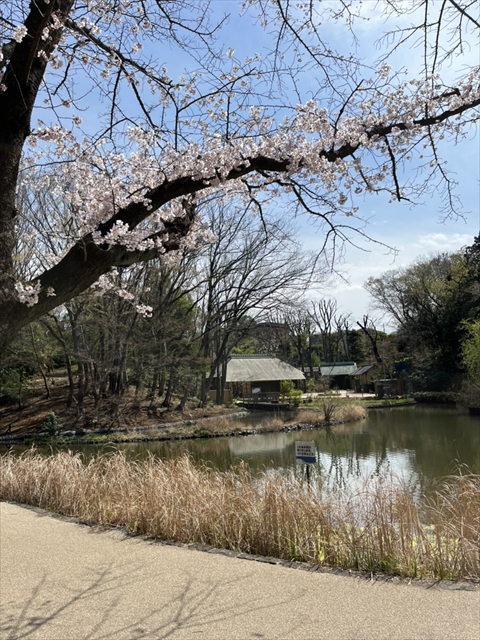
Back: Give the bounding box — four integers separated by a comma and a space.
1, 451, 478, 579
256, 417, 284, 431
297, 403, 367, 425
186, 417, 249, 435
296, 410, 324, 424
336, 404, 368, 422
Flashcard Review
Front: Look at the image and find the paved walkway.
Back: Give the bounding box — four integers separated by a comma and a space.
1, 502, 479, 640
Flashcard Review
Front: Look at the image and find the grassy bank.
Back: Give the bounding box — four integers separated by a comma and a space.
1, 451, 478, 580
8, 404, 369, 445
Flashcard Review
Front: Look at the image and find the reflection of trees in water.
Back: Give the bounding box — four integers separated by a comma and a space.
318, 427, 362, 492
367, 407, 480, 483
314, 407, 479, 491
313, 424, 421, 496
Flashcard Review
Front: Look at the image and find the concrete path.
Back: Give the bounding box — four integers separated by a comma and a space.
1, 503, 479, 640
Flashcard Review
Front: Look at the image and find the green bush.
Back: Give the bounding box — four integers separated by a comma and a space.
42, 412, 63, 437
411, 391, 458, 404
289, 389, 303, 407
0, 392, 19, 407
280, 380, 294, 401
457, 381, 480, 410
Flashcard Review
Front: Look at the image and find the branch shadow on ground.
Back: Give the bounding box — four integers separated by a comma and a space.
1, 530, 304, 640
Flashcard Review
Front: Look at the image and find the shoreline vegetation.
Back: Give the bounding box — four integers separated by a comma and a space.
0, 399, 417, 446
1, 451, 478, 581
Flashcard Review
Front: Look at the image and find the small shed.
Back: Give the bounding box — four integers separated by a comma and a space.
215, 355, 305, 401
374, 378, 406, 399
351, 364, 378, 393
319, 362, 357, 390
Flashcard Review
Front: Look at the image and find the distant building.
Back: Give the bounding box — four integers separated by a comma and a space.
351, 364, 379, 393
319, 362, 357, 389
211, 354, 305, 402
374, 379, 407, 398
252, 322, 289, 356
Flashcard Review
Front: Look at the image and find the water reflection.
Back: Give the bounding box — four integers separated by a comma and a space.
2, 405, 479, 497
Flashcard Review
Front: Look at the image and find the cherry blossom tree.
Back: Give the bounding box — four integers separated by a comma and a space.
0, 0, 479, 354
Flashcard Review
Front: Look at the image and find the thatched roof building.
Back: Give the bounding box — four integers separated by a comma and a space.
224, 355, 305, 383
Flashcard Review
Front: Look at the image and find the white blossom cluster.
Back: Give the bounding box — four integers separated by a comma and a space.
19, 70, 479, 275
13, 25, 28, 43
89, 268, 152, 317
14, 280, 56, 306
14, 281, 42, 307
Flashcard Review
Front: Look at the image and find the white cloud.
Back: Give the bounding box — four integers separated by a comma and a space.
302, 226, 477, 325
412, 233, 473, 251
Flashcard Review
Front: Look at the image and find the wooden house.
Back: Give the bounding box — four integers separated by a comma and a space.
351, 364, 379, 393
319, 362, 357, 390
212, 355, 305, 402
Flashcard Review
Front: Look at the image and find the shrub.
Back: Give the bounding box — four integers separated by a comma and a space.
412, 392, 458, 404
289, 389, 303, 407
457, 381, 480, 410
336, 404, 367, 422
322, 399, 339, 424
258, 417, 284, 431
280, 380, 294, 401
0, 392, 19, 407
41, 412, 63, 437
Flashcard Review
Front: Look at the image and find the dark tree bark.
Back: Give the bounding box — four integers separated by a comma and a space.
357, 316, 384, 366
29, 325, 50, 399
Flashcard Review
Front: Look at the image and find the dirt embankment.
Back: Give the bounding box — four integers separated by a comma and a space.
0, 381, 242, 438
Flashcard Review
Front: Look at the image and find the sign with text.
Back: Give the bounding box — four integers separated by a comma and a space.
295, 441, 316, 464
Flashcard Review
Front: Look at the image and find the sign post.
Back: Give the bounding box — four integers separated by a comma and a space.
295, 441, 316, 484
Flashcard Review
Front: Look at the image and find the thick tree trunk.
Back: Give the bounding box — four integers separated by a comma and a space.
219, 356, 228, 405
162, 370, 175, 407
40, 315, 75, 408
0, 0, 76, 356
67, 307, 87, 417
65, 355, 75, 410
158, 369, 166, 397
176, 388, 189, 412
149, 370, 159, 398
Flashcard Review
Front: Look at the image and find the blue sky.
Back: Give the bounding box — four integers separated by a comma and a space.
212, 1, 480, 323
302, 123, 479, 323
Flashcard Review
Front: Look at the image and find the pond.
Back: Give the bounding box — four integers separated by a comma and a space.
3, 404, 479, 495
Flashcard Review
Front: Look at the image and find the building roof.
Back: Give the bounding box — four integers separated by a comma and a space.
352, 364, 375, 376
225, 355, 305, 382
320, 362, 357, 376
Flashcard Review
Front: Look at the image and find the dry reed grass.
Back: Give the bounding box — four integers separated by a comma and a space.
297, 404, 367, 425
296, 410, 324, 424
189, 417, 250, 435
183, 416, 284, 435
256, 417, 284, 431
128, 418, 251, 439
336, 404, 368, 422
1, 451, 478, 579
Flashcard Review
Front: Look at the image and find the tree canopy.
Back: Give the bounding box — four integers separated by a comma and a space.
365, 240, 480, 389
1, 0, 479, 353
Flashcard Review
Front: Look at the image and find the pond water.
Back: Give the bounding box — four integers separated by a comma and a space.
3, 405, 479, 495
